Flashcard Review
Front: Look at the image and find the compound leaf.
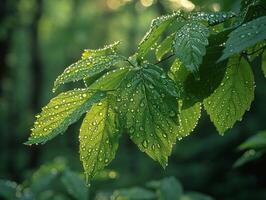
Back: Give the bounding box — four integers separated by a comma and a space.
138, 12, 182, 60
116, 64, 180, 167
26, 89, 105, 145
79, 96, 121, 181
204, 56, 255, 134
219, 16, 266, 61
173, 21, 209, 74
53, 54, 124, 92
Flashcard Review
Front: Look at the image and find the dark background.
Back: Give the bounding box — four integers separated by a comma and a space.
1, 0, 266, 199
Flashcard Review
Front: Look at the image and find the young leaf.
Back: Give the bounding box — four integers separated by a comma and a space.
173, 21, 209, 74
155, 33, 175, 61
53, 54, 125, 92
137, 12, 182, 60
219, 16, 266, 61
79, 96, 121, 181
204, 56, 255, 134
81, 41, 120, 59
26, 89, 105, 145
116, 64, 180, 167
189, 11, 235, 26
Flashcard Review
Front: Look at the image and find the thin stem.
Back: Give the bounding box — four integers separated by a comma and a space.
154, 54, 175, 65
126, 59, 137, 68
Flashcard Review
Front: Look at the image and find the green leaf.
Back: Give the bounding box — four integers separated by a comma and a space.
170, 60, 201, 136
239, 131, 266, 150
233, 149, 264, 167
204, 56, 255, 134
155, 33, 175, 61
262, 51, 266, 77
89, 67, 132, 91
61, 170, 89, 200
30, 158, 66, 193
0, 179, 19, 200
190, 11, 235, 26
116, 64, 180, 167
159, 177, 183, 200
137, 12, 183, 60
177, 102, 201, 137
26, 89, 105, 145
180, 192, 214, 200
219, 16, 266, 61
53, 54, 124, 92
173, 21, 209, 74
111, 187, 156, 200
79, 96, 121, 181
182, 46, 227, 108
81, 41, 120, 59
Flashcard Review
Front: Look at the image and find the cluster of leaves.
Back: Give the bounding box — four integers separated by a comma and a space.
234, 130, 266, 167
108, 177, 213, 200
26, 0, 266, 182
0, 158, 89, 200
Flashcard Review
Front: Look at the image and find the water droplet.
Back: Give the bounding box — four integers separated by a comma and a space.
142, 140, 148, 148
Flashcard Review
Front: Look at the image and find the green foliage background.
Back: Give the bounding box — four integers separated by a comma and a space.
1, 0, 266, 199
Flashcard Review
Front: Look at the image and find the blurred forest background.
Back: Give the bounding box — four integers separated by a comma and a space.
1, 0, 266, 199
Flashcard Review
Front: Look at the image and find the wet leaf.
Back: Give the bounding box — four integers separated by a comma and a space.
204, 56, 255, 134
173, 21, 209, 74
138, 11, 183, 60
219, 16, 266, 61
89, 67, 132, 91
116, 64, 180, 167
189, 11, 235, 26
79, 96, 121, 181
155, 33, 175, 61
81, 41, 120, 59
53, 54, 124, 92
26, 89, 105, 145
